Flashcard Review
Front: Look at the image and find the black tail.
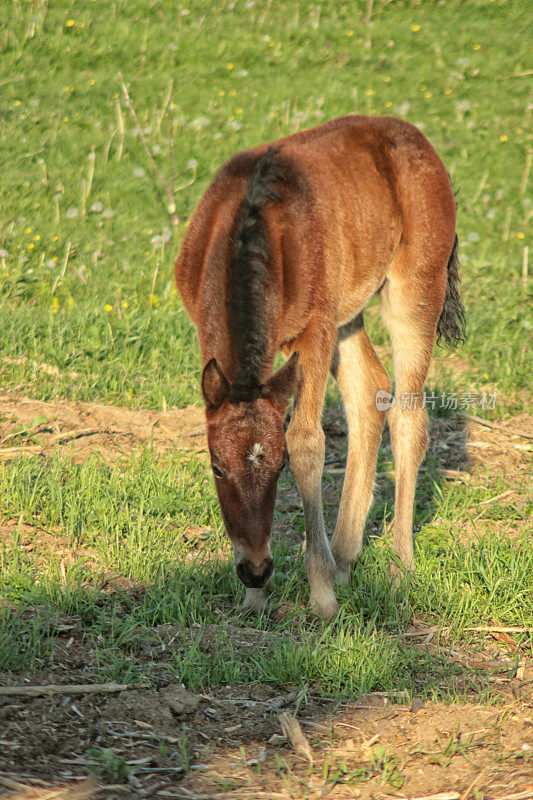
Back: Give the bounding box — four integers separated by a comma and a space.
436, 234, 466, 348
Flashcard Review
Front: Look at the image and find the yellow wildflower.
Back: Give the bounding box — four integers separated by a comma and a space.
411, 24, 420, 32
65, 19, 75, 27
226, 63, 234, 70
366, 89, 374, 96
28, 243, 34, 249
104, 303, 113, 312
425, 92, 432, 98
51, 298, 60, 314
121, 300, 129, 309
517, 232, 525, 239
26, 227, 32, 234
445, 88, 452, 95
14, 100, 21, 106
347, 30, 354, 37
34, 234, 40, 241
473, 44, 480, 50
500, 135, 508, 142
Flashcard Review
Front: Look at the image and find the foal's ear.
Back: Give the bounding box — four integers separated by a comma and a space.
265, 352, 300, 414
202, 359, 230, 408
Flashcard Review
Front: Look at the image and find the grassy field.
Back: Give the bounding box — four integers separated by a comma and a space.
0, 0, 531, 797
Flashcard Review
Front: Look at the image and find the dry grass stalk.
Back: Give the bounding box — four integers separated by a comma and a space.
278, 712, 314, 763
118, 74, 178, 226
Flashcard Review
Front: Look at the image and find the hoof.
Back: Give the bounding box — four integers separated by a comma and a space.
309, 590, 340, 621
242, 587, 269, 616
335, 563, 351, 587
389, 558, 415, 585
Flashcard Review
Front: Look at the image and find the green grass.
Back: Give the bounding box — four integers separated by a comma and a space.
0, 0, 531, 408
0, 0, 531, 702
0, 448, 530, 695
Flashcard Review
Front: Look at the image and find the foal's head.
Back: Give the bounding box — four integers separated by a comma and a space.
201, 353, 299, 591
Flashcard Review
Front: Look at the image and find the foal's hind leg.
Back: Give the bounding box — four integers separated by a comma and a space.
286, 319, 338, 620
330, 315, 391, 583
380, 263, 446, 570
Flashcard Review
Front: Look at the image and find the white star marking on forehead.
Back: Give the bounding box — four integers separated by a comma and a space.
247, 442, 264, 467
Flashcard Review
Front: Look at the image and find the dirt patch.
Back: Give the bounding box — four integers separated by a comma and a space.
1, 610, 531, 798
0, 682, 531, 799
188, 698, 533, 799
0, 395, 206, 464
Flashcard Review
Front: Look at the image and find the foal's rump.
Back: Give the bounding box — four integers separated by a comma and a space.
279, 115, 457, 330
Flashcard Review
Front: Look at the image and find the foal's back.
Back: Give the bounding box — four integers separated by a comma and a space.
176, 114, 456, 348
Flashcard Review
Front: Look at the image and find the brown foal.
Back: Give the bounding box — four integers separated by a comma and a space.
175, 115, 465, 619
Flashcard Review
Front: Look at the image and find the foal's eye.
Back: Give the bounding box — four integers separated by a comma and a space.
212, 465, 224, 479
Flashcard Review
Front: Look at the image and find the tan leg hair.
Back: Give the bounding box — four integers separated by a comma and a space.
330, 315, 391, 583
286, 319, 339, 620
380, 270, 443, 571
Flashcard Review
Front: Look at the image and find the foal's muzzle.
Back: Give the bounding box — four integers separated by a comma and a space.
236, 558, 274, 588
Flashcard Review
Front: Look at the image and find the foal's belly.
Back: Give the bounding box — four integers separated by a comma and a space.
332, 228, 399, 327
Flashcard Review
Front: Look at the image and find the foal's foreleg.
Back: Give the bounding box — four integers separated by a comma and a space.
286, 325, 338, 620
330, 317, 391, 583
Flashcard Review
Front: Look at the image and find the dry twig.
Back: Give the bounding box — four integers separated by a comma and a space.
464, 413, 533, 440
0, 682, 149, 698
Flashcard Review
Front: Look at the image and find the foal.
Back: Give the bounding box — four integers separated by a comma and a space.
175, 115, 465, 619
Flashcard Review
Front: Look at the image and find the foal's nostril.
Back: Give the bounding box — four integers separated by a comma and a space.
236, 558, 273, 588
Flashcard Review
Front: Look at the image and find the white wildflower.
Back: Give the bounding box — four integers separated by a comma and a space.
394, 102, 411, 116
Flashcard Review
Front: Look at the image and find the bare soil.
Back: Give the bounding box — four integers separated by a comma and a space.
0, 393, 531, 799
0, 395, 207, 463
0, 610, 531, 800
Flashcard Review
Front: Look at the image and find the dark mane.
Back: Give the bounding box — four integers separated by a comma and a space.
228, 147, 284, 402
